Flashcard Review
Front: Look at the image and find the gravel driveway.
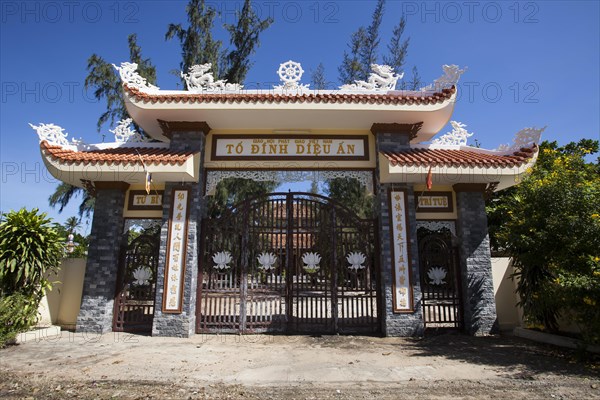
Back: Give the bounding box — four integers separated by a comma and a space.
1, 330, 598, 399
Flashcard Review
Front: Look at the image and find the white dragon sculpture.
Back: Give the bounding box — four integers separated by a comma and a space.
181, 64, 243, 92
420, 64, 467, 92
431, 121, 474, 147
112, 62, 159, 92
340, 64, 402, 91
110, 118, 149, 143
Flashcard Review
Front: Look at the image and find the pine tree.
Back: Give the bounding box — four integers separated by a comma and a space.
223, 0, 273, 84
408, 66, 421, 90
166, 0, 222, 81
338, 27, 367, 84
383, 14, 410, 85
311, 63, 327, 90
358, 0, 385, 80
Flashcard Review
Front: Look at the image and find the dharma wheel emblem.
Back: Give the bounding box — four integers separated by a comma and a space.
277, 60, 304, 85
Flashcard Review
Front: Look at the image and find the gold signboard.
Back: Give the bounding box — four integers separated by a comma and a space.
211, 134, 369, 161
415, 191, 453, 213
128, 190, 164, 210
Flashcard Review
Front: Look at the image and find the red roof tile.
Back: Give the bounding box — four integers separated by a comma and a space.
124, 85, 456, 106
40, 141, 195, 166
382, 146, 537, 168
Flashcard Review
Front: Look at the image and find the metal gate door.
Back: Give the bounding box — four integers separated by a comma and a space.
197, 192, 379, 334
113, 234, 160, 333
417, 228, 463, 329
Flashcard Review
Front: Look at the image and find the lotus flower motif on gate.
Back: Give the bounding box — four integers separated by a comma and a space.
346, 252, 367, 271
132, 266, 152, 286
257, 252, 277, 271
302, 252, 321, 273
427, 266, 447, 285
213, 251, 232, 270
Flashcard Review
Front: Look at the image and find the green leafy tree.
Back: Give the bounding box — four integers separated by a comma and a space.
326, 178, 374, 219
0, 209, 64, 346
358, 0, 385, 80
54, 219, 89, 258
339, 27, 367, 84
489, 139, 600, 344
383, 14, 409, 76
206, 178, 278, 218
50, 34, 156, 219
222, 0, 273, 84
166, 0, 222, 81
85, 33, 156, 133
338, 1, 419, 89
167, 0, 272, 85
64, 216, 80, 234
48, 182, 95, 219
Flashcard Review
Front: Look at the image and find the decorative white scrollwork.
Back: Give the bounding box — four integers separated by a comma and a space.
113, 62, 159, 92
123, 219, 162, 234
346, 252, 366, 271
416, 221, 456, 235
340, 64, 402, 91
110, 118, 149, 143
132, 266, 152, 286
496, 126, 546, 152
205, 170, 373, 196
213, 251, 233, 270
29, 123, 85, 148
181, 64, 243, 92
421, 64, 467, 92
257, 252, 277, 271
302, 252, 321, 273
427, 266, 447, 285
431, 121, 473, 147
274, 60, 309, 90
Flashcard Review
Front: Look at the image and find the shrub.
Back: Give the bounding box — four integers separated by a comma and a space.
0, 208, 64, 347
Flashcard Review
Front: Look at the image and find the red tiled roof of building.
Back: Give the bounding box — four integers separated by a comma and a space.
40, 141, 195, 166
124, 85, 456, 106
382, 145, 537, 168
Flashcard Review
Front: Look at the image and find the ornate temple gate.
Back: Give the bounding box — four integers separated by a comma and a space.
197, 192, 380, 334
113, 233, 160, 332
417, 223, 463, 329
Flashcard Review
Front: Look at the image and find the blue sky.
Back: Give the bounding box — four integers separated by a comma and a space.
1, 0, 599, 231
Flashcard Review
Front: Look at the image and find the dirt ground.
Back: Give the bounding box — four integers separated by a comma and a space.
0, 330, 599, 399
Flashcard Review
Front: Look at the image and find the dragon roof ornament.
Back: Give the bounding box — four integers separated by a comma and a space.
340, 64, 402, 91
421, 64, 467, 92
497, 126, 546, 152
110, 118, 150, 143
274, 60, 310, 91
30, 123, 86, 150
113, 62, 159, 92
181, 64, 243, 92
431, 121, 474, 147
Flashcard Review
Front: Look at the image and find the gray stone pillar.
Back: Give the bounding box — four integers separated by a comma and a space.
76, 182, 129, 334
152, 126, 207, 337
372, 123, 424, 336
454, 185, 498, 335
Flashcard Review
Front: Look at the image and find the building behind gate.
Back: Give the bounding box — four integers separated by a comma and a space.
33, 61, 543, 337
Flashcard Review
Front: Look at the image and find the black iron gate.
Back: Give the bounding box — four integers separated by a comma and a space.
417, 227, 463, 329
197, 192, 379, 334
114, 234, 160, 333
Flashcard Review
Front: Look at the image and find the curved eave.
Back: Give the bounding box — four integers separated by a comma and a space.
123, 87, 457, 142
40, 148, 201, 187
379, 151, 538, 191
